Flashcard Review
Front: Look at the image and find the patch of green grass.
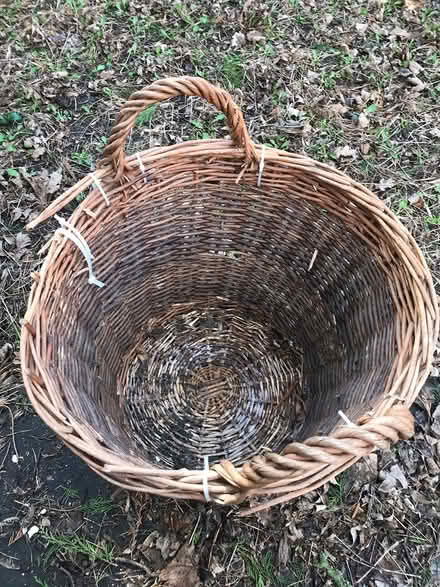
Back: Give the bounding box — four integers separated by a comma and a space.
41, 530, 115, 565
34, 578, 50, 587
189, 113, 225, 140
383, 0, 403, 16
265, 136, 290, 150
317, 551, 350, 587
104, 0, 130, 15
47, 104, 73, 123
71, 150, 92, 168
65, 0, 86, 12
0, 130, 22, 153
174, 2, 210, 33
222, 54, 244, 89
239, 547, 277, 587
238, 547, 305, 587
421, 8, 440, 40
136, 104, 158, 126
424, 213, 440, 225
327, 472, 347, 508
421, 566, 434, 586
374, 127, 401, 161
81, 496, 115, 514
190, 530, 201, 546
62, 486, 80, 500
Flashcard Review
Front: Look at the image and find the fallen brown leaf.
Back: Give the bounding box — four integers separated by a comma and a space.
15, 232, 31, 251
408, 192, 424, 208
328, 103, 348, 117
159, 544, 200, 587
247, 30, 266, 42
377, 177, 396, 191
0, 554, 20, 571
231, 31, 246, 48
335, 145, 357, 158
46, 168, 63, 195
404, 0, 423, 10
278, 530, 290, 567
358, 112, 369, 129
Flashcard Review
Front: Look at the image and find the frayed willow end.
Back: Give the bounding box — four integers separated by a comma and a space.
90, 172, 110, 206
55, 215, 105, 288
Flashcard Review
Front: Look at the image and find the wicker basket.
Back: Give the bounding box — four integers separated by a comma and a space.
21, 77, 438, 514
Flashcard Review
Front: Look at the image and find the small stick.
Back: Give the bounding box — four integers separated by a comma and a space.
356, 540, 401, 584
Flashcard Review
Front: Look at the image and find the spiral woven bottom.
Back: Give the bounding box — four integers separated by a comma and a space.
120, 302, 304, 469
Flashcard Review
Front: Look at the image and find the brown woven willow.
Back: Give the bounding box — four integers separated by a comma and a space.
21, 77, 438, 514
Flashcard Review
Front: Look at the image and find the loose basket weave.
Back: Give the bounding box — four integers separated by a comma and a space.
21, 77, 438, 514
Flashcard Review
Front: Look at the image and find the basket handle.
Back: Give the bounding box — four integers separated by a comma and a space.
98, 76, 258, 179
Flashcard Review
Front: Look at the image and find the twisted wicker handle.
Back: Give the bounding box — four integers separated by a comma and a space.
99, 77, 258, 179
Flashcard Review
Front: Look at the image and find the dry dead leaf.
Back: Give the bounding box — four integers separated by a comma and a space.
247, 30, 266, 42
430, 557, 440, 584
408, 192, 424, 208
335, 145, 357, 158
302, 120, 312, 135
355, 22, 368, 33
404, 0, 424, 10
100, 69, 114, 80
231, 31, 246, 48
12, 207, 24, 222
15, 232, 31, 251
377, 177, 396, 191
0, 554, 20, 571
32, 146, 46, 160
278, 530, 290, 567
431, 404, 440, 438
409, 60, 423, 75
358, 112, 369, 129
390, 26, 410, 39
46, 168, 63, 195
378, 464, 408, 493
328, 103, 348, 117
408, 76, 425, 92
159, 544, 200, 587
0, 343, 13, 364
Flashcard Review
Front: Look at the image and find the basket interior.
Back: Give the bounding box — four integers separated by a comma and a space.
47, 181, 395, 469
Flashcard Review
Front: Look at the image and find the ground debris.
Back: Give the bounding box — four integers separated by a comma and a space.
158, 544, 200, 587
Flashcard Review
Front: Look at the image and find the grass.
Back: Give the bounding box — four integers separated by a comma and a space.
317, 552, 350, 587
62, 487, 80, 501
327, 472, 347, 509
71, 150, 93, 169
239, 546, 278, 587
222, 54, 245, 88
80, 496, 116, 514
41, 530, 115, 565
136, 104, 158, 126
238, 545, 305, 587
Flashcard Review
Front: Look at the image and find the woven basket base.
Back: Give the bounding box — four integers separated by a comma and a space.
121, 301, 304, 469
